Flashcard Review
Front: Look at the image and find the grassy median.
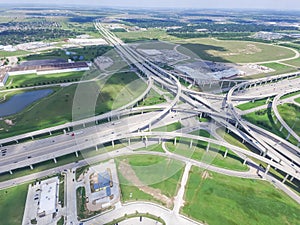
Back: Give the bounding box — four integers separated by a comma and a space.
182, 167, 300, 225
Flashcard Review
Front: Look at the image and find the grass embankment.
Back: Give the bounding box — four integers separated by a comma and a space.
217, 128, 300, 195
236, 97, 273, 111
242, 105, 299, 145
165, 137, 248, 172
104, 213, 166, 225
117, 155, 184, 207
0, 72, 146, 138
139, 89, 167, 106
182, 167, 300, 225
6, 71, 85, 88
0, 183, 29, 225
153, 121, 183, 132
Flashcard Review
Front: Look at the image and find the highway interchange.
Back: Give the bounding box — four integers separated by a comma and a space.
1, 21, 300, 224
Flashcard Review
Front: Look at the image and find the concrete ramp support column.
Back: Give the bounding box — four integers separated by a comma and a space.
224, 149, 228, 158
265, 164, 270, 174
111, 140, 115, 148
282, 174, 289, 184
206, 142, 210, 152
189, 139, 193, 149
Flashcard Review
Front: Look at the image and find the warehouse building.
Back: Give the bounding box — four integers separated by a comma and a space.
8, 60, 90, 76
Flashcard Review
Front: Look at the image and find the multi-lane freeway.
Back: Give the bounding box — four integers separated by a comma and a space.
1, 21, 300, 225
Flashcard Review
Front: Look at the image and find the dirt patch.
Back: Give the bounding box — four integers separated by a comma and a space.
201, 170, 212, 180
4, 119, 14, 126
119, 159, 173, 208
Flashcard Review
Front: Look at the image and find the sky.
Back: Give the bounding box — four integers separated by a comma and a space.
1, 0, 300, 10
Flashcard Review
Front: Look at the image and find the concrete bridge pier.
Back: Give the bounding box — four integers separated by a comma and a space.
15, 140, 19, 144
189, 139, 193, 149
145, 137, 148, 147
95, 145, 98, 151
75, 151, 79, 157
282, 174, 289, 183
30, 165, 33, 170
112, 140, 115, 148
128, 138, 131, 146
206, 143, 210, 152
31, 136, 34, 140
53, 158, 57, 163
286, 133, 290, 140
67, 127, 70, 131
264, 164, 270, 174
174, 137, 177, 146
243, 158, 247, 165
9, 170, 13, 175
49, 131, 52, 135
279, 126, 284, 132
290, 176, 294, 182
224, 149, 228, 158
82, 123, 86, 128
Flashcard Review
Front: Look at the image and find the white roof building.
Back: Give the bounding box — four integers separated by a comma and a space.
37, 178, 59, 216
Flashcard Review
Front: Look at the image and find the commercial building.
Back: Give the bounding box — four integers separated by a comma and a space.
8, 60, 90, 76
37, 177, 59, 217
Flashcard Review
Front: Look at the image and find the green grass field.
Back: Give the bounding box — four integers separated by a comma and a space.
283, 57, 300, 67
114, 29, 178, 43
216, 128, 300, 195
139, 89, 167, 106
6, 71, 86, 88
242, 107, 298, 145
0, 50, 29, 57
115, 31, 296, 64
182, 167, 300, 225
281, 90, 300, 100
176, 39, 295, 63
278, 103, 300, 136
189, 129, 211, 137
295, 97, 300, 104
165, 138, 248, 171
260, 62, 297, 75
0, 183, 28, 225
117, 155, 184, 206
0, 72, 146, 138
132, 143, 165, 153
153, 121, 183, 132
236, 97, 273, 111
